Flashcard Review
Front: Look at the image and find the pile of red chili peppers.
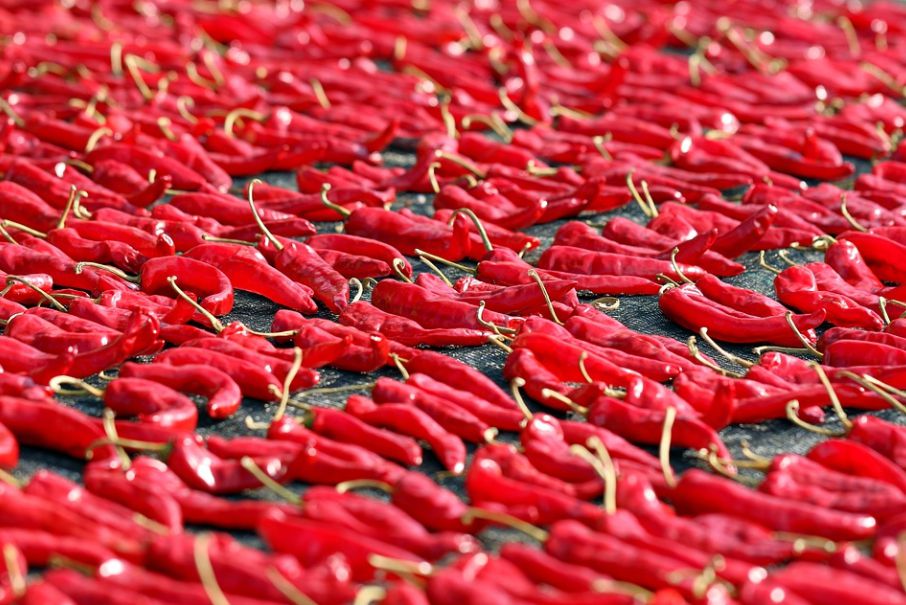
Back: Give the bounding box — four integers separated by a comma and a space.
1, 0, 906, 602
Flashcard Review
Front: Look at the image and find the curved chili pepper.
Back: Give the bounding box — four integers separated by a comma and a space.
307, 233, 411, 277
339, 301, 490, 347
119, 362, 242, 420
273, 311, 390, 372
539, 245, 707, 282
154, 347, 282, 401
672, 469, 876, 541
260, 510, 426, 583
346, 395, 466, 474
83, 462, 183, 533
372, 279, 522, 332
402, 348, 516, 410
660, 283, 825, 346
303, 486, 478, 560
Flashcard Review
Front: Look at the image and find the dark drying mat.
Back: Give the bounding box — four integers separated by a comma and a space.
21, 152, 903, 552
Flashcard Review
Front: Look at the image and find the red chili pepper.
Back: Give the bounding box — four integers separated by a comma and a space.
775, 265, 884, 330
372, 280, 522, 333
99, 377, 197, 434
807, 439, 906, 494
260, 510, 426, 582
85, 143, 208, 191
346, 395, 466, 474
344, 207, 471, 261
165, 435, 290, 495
405, 373, 524, 431
303, 487, 478, 560
770, 562, 906, 605
660, 283, 825, 346
373, 376, 501, 443
83, 462, 183, 533
307, 233, 411, 277
118, 362, 242, 420
539, 245, 708, 282
672, 469, 877, 541
401, 348, 516, 410
178, 337, 318, 391
272, 310, 391, 372
154, 347, 282, 401
339, 301, 490, 347
298, 406, 423, 466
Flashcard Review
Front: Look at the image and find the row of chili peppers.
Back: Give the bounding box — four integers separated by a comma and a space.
2, 0, 906, 603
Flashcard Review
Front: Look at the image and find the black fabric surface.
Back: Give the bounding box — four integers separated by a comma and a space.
19, 152, 904, 551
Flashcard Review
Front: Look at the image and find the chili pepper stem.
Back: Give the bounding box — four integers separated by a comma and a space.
413, 249, 473, 273
74, 261, 139, 282
0, 223, 17, 244
353, 586, 388, 605
758, 251, 782, 274
525, 160, 560, 177
335, 479, 393, 494
785, 313, 823, 358
368, 554, 434, 577
266, 567, 318, 605
270, 347, 304, 422
462, 507, 549, 542
839, 371, 906, 416
0, 468, 20, 488
740, 440, 773, 465
85, 436, 172, 459
201, 234, 257, 246
240, 456, 301, 505
640, 180, 659, 217
509, 378, 533, 421
476, 301, 517, 335
659, 407, 678, 488
777, 250, 799, 267
539, 389, 588, 415
223, 108, 266, 138
626, 172, 654, 218
2, 544, 25, 599
527, 269, 563, 325
57, 185, 85, 229
319, 183, 352, 219
417, 255, 453, 286
246, 179, 285, 249
133, 514, 170, 535
4, 276, 66, 311
670, 248, 692, 284
590, 296, 620, 311
49, 375, 105, 398
591, 134, 614, 160
785, 400, 846, 436
0, 220, 47, 239
390, 258, 414, 283
447, 208, 494, 252
389, 353, 410, 379
840, 194, 868, 232
350, 278, 364, 303
497, 90, 537, 126
427, 162, 441, 194
488, 335, 513, 353
687, 336, 744, 377
879, 297, 893, 325
753, 345, 811, 356
698, 328, 753, 368
587, 436, 618, 515
194, 533, 231, 605
294, 382, 375, 398
168, 276, 225, 332
576, 351, 594, 383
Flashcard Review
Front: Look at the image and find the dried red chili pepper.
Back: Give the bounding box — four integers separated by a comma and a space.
183, 243, 318, 314
346, 395, 467, 474
672, 469, 877, 541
